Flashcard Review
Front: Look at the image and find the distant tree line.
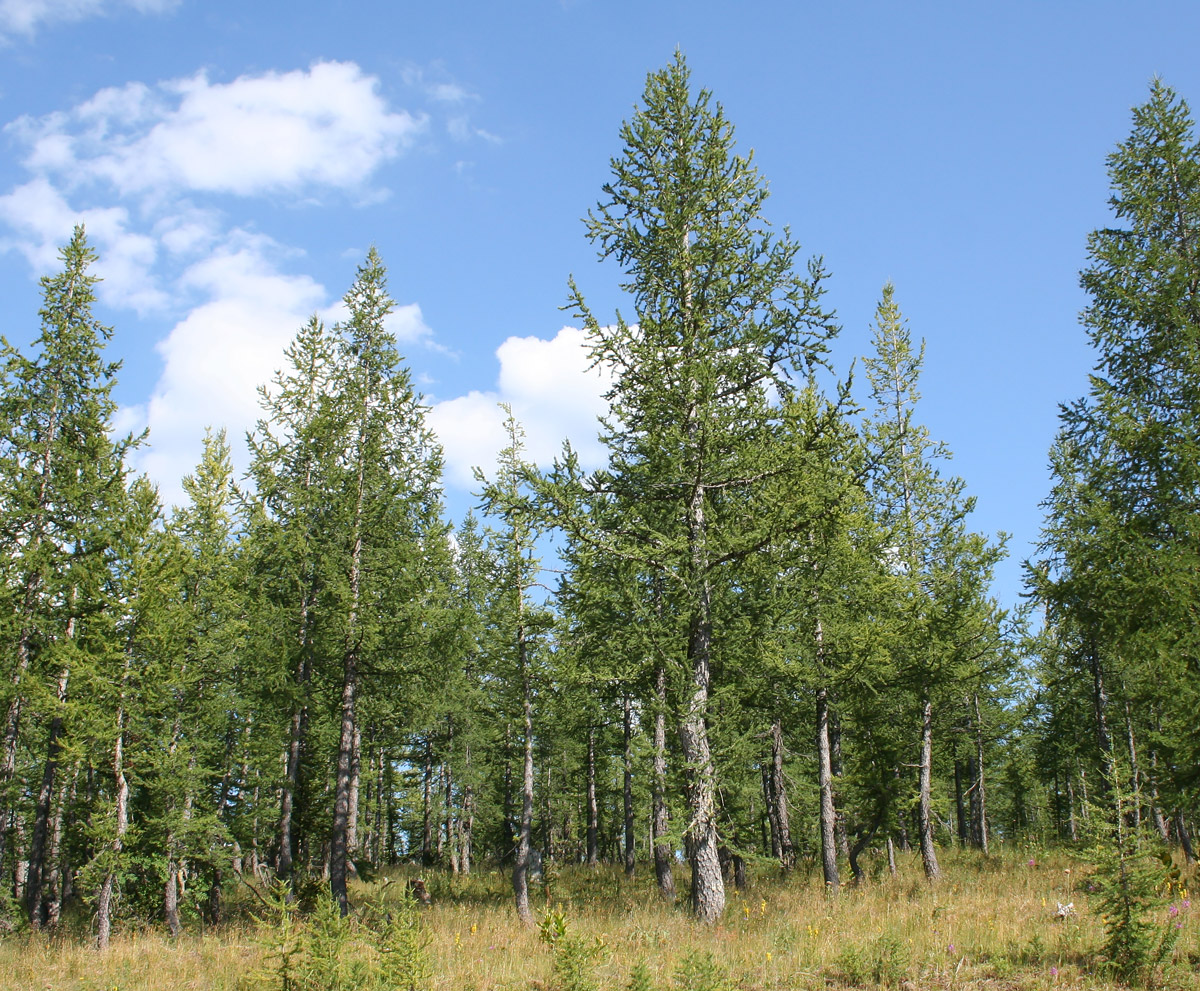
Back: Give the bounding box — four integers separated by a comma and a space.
0, 56, 1194, 942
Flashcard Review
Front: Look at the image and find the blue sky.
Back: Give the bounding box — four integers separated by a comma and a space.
2, 1, 1199, 613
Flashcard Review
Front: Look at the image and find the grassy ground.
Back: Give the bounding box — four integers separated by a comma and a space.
0, 847, 1195, 990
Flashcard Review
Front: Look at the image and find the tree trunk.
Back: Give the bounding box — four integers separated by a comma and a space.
623, 695, 635, 877
513, 613, 535, 926
329, 646, 358, 915
652, 665, 675, 902
816, 684, 840, 892
347, 724, 362, 862
918, 695, 941, 880
972, 693, 988, 854
98, 649, 132, 950
276, 602, 312, 883
953, 757, 968, 847
586, 727, 598, 865
1177, 810, 1196, 863
678, 572, 724, 923
27, 664, 69, 928
770, 721, 794, 870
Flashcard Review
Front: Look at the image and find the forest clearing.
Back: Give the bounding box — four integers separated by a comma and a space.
0, 18, 1199, 991
0, 849, 1194, 990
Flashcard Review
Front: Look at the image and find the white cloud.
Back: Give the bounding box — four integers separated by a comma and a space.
0, 0, 175, 39
429, 326, 613, 488
0, 61, 456, 505
0, 177, 167, 311
9, 61, 426, 197
127, 233, 327, 508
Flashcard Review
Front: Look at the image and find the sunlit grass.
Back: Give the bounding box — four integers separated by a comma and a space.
0, 847, 1195, 989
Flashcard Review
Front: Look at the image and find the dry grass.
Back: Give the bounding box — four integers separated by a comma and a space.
0, 847, 1195, 990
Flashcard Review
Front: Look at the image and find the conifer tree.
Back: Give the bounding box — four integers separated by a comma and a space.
544, 52, 838, 922
0, 226, 138, 925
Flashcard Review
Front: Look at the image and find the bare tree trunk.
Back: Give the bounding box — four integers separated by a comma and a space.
329, 646, 358, 915
513, 617, 535, 926
623, 695, 635, 878
1148, 750, 1171, 845
276, 605, 312, 883
347, 724, 361, 861
45, 762, 76, 927
27, 664, 69, 928
972, 693, 988, 855
422, 737, 433, 864
1124, 701, 1142, 833
678, 576, 724, 923
953, 757, 968, 847
770, 721, 794, 870
651, 665, 675, 902
918, 695, 941, 880
1067, 775, 1079, 843
98, 648, 132, 950
1177, 811, 1196, 863
586, 727, 598, 866
816, 684, 839, 892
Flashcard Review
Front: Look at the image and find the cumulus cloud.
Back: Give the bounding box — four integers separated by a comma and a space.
126, 233, 328, 508
0, 0, 175, 39
0, 177, 167, 311
8, 61, 426, 197
0, 59, 469, 504
429, 326, 614, 489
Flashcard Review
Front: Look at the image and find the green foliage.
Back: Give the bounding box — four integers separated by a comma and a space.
539, 907, 604, 991
374, 892, 432, 991
249, 882, 304, 991
1089, 766, 1180, 984
626, 958, 656, 991
671, 950, 733, 991
834, 932, 910, 987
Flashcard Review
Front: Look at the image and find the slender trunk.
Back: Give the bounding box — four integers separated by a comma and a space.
763, 763, 780, 859
918, 695, 941, 879
27, 664, 69, 927
586, 727, 598, 865
1148, 751, 1170, 845
330, 400, 369, 915
652, 665, 675, 902
1067, 775, 1079, 843
831, 710, 849, 858
347, 724, 361, 862
422, 738, 433, 864
1089, 640, 1112, 776
503, 724, 514, 861
972, 693, 988, 854
886, 836, 897, 875
513, 615, 535, 926
1177, 811, 1196, 863
678, 572, 724, 923
329, 646, 358, 915
623, 695, 635, 878
953, 757, 968, 847
1124, 701, 1142, 833
98, 647, 132, 950
816, 684, 839, 892
276, 609, 312, 883
45, 762, 76, 927
769, 721, 794, 870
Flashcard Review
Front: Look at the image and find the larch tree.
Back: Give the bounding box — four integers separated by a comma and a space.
543, 52, 838, 922
0, 227, 138, 926
1033, 80, 1200, 847
863, 283, 1004, 881
478, 408, 549, 926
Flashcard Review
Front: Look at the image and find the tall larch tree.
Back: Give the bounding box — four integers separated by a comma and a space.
0, 227, 137, 926
544, 52, 838, 922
